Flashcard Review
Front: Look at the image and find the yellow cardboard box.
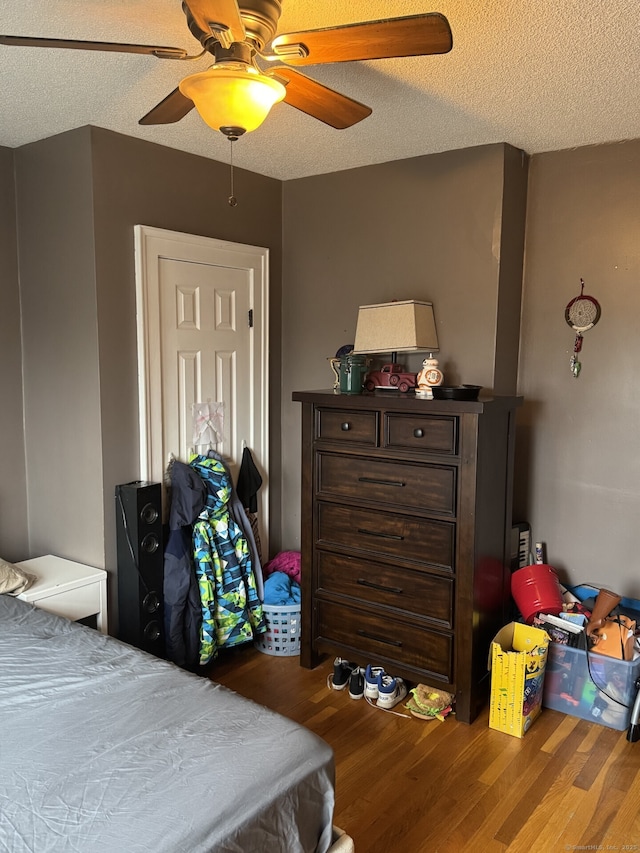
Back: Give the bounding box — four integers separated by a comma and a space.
488, 622, 549, 738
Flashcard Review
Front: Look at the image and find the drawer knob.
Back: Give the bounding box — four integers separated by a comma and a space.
413, 428, 424, 438
341, 422, 351, 431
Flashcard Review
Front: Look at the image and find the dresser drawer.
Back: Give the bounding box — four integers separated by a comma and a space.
316, 407, 378, 445
317, 503, 455, 571
317, 599, 453, 681
317, 551, 453, 628
317, 452, 456, 515
384, 413, 457, 454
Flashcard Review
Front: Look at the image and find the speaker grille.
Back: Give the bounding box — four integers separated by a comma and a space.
115, 481, 165, 657
143, 621, 162, 642
142, 592, 161, 613
141, 533, 160, 554
140, 502, 159, 525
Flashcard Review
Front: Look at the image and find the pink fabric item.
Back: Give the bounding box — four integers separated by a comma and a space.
263, 551, 301, 585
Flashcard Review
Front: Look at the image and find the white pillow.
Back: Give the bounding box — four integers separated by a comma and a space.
0, 558, 37, 595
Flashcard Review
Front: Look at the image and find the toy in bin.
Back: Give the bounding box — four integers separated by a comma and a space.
539, 584, 640, 737
585, 588, 636, 662
543, 642, 640, 732
583, 588, 640, 740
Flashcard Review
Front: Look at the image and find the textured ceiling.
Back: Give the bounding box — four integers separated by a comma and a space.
1, 0, 639, 180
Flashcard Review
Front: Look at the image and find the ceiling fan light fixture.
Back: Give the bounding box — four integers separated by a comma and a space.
178, 62, 285, 135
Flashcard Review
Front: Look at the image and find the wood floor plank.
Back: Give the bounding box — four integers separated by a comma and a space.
378, 743, 496, 853
607, 738, 640, 793
494, 724, 587, 845
572, 724, 625, 790
465, 751, 555, 848
540, 711, 580, 753
478, 735, 524, 786
206, 646, 638, 851
574, 734, 635, 849
540, 730, 632, 848
523, 790, 587, 852
600, 760, 640, 845
576, 720, 603, 755
505, 750, 588, 850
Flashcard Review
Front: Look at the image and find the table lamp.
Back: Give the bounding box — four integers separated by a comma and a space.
352, 300, 439, 392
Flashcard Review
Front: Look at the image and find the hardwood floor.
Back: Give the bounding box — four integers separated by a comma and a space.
209, 646, 640, 852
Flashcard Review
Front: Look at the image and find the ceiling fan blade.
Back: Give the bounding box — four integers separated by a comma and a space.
182, 1, 245, 45
139, 88, 195, 125
0, 34, 188, 59
268, 68, 371, 130
271, 13, 452, 66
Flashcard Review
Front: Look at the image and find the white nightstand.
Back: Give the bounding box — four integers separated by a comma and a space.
16, 555, 108, 634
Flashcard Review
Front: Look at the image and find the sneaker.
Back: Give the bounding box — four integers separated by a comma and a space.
376, 673, 408, 710
364, 664, 386, 700
328, 657, 357, 691
348, 667, 365, 700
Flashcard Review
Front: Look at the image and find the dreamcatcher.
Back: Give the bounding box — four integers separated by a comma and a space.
565, 278, 601, 377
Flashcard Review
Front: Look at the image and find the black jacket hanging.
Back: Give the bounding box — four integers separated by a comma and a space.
163, 460, 205, 670
236, 446, 263, 514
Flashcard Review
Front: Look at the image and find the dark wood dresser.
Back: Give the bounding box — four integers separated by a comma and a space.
292, 389, 522, 723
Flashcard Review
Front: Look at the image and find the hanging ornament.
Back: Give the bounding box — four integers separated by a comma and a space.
565, 278, 601, 377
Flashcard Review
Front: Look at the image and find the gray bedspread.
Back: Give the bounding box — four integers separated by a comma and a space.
0, 596, 335, 853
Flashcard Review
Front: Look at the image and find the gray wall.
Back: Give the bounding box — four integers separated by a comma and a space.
5, 127, 640, 616
12, 127, 282, 626
517, 140, 640, 596
0, 147, 28, 560
280, 143, 528, 548
15, 131, 104, 566
89, 128, 283, 610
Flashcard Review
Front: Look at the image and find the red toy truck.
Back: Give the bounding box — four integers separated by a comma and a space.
364, 363, 416, 393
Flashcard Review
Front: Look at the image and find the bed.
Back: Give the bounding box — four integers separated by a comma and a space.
0, 594, 343, 853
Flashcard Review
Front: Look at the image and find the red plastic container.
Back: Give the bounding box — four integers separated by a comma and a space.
511, 564, 563, 624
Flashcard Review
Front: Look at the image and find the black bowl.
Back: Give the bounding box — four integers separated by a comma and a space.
432, 385, 482, 401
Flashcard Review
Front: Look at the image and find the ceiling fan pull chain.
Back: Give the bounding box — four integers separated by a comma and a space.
228, 139, 238, 207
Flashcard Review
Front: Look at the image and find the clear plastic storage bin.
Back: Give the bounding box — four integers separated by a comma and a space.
543, 642, 640, 731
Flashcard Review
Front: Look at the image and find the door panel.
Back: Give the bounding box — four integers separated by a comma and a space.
135, 226, 269, 546
159, 257, 251, 482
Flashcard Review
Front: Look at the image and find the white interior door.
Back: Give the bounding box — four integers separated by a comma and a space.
135, 225, 269, 545
159, 257, 251, 476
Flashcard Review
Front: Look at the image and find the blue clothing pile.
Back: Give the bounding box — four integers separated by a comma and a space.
263, 571, 301, 606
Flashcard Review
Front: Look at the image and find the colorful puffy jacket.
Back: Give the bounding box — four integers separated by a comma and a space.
190, 454, 266, 664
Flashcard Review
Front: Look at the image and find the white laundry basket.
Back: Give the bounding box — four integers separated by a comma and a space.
255, 603, 301, 656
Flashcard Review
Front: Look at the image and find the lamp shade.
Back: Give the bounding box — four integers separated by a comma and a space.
353, 300, 439, 354
179, 63, 286, 134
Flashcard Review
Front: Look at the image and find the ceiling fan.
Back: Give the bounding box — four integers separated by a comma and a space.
0, 1, 453, 140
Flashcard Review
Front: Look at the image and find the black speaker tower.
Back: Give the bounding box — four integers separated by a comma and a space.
115, 481, 165, 657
